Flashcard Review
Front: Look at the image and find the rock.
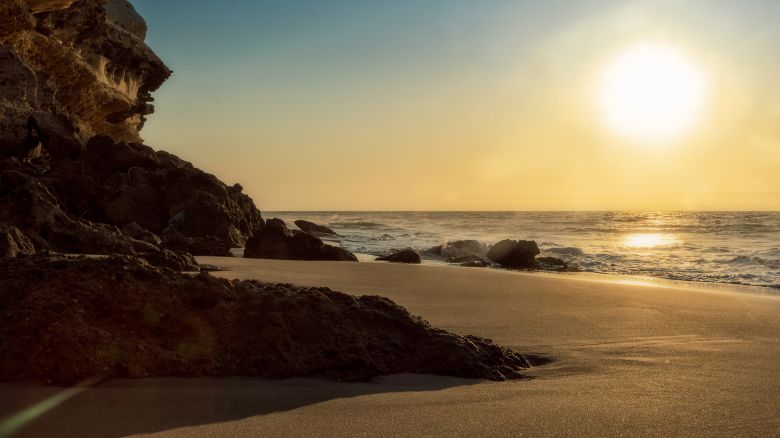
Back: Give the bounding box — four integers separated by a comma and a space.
199, 264, 223, 273
295, 219, 340, 236
0, 171, 138, 255
428, 240, 489, 261
537, 256, 579, 272
0, 0, 171, 146
487, 240, 541, 269
161, 229, 233, 257
122, 222, 162, 247
244, 219, 357, 261
377, 249, 422, 264
0, 254, 530, 385
140, 249, 199, 272
0, 223, 35, 257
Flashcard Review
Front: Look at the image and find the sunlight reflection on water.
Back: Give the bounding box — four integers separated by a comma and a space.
623, 233, 679, 248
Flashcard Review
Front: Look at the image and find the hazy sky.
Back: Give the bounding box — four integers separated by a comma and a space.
133, 0, 780, 211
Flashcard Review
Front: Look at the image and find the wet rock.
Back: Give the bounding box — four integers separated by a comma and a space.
0, 223, 35, 257
0, 255, 530, 385
487, 240, 541, 269
377, 249, 422, 264
244, 219, 357, 261
537, 256, 579, 272
428, 240, 489, 261
295, 219, 340, 236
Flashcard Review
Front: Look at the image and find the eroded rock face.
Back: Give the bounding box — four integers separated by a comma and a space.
0, 0, 170, 149
0, 223, 35, 257
0, 255, 530, 385
245, 218, 357, 261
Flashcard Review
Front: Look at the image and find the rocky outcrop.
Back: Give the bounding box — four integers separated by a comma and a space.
0, 0, 263, 256
0, 255, 530, 385
377, 249, 422, 264
295, 219, 340, 236
0, 0, 170, 148
0, 223, 35, 257
140, 249, 200, 272
487, 240, 541, 269
245, 218, 357, 261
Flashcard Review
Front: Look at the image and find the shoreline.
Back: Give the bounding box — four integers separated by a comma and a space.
3, 257, 779, 436
216, 254, 780, 298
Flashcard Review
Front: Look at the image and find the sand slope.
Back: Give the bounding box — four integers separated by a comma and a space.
2, 259, 779, 437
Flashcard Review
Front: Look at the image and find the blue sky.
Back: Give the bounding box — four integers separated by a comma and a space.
131, 0, 780, 210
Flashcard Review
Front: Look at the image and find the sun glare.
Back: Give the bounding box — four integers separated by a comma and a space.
597, 43, 709, 144
623, 233, 679, 249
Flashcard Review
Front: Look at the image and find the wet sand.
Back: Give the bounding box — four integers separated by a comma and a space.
2, 258, 779, 437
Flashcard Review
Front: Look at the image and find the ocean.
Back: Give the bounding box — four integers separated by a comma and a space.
267, 212, 780, 290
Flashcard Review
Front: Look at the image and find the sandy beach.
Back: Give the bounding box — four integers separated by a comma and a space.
2, 258, 778, 437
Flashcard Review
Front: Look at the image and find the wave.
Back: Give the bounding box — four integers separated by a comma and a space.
330, 221, 387, 229
727, 256, 780, 269
545, 247, 585, 256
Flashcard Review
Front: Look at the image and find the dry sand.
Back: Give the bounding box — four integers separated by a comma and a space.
2, 258, 779, 437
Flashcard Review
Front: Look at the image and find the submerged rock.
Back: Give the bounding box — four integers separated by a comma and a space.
295, 220, 340, 236
377, 249, 422, 264
0, 255, 530, 385
245, 219, 357, 261
487, 240, 541, 269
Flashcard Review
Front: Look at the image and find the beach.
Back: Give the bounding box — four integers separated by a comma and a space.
2, 259, 779, 437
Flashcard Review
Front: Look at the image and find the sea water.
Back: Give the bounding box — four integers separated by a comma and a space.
267, 211, 780, 290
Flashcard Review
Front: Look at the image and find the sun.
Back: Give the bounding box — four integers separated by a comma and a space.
597, 43, 709, 144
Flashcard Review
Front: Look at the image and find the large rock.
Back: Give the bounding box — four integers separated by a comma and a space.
0, 223, 35, 257
295, 219, 340, 236
245, 218, 357, 261
487, 240, 541, 269
0, 254, 531, 385
0, 170, 138, 255
427, 240, 489, 261
0, 0, 170, 147
377, 249, 422, 264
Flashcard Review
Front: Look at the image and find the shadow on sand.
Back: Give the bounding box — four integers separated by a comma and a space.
0, 374, 483, 437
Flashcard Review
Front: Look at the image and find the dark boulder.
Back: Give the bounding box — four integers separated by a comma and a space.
161, 229, 233, 257
377, 249, 422, 264
0, 254, 530, 385
244, 218, 357, 261
0, 170, 138, 255
295, 219, 340, 236
487, 240, 541, 269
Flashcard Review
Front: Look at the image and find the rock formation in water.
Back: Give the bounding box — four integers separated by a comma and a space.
487, 240, 541, 269
0, 255, 530, 385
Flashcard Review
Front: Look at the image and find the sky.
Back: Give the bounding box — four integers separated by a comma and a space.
132, 0, 780, 211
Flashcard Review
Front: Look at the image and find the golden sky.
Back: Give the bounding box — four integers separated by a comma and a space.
138, 0, 780, 211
